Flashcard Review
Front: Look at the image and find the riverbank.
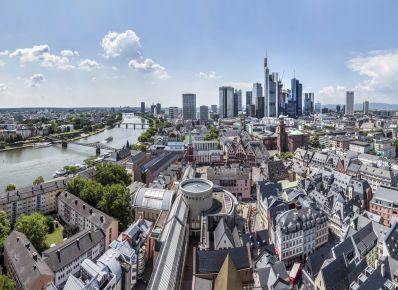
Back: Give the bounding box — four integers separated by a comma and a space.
0, 127, 107, 153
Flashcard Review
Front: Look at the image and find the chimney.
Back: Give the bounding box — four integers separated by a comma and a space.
381, 263, 385, 277
76, 238, 80, 249
89, 232, 92, 240
89, 209, 93, 215
100, 216, 104, 223
83, 204, 86, 210
57, 250, 61, 261
74, 199, 78, 206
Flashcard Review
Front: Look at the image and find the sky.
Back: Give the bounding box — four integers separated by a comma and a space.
0, 0, 398, 108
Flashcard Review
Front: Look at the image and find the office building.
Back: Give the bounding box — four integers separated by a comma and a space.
219, 86, 235, 118
199, 105, 209, 123
246, 91, 252, 106
156, 103, 161, 114
252, 82, 263, 116
211, 104, 217, 113
150, 104, 156, 115
256, 96, 265, 119
304, 93, 314, 115
277, 81, 284, 116
182, 93, 196, 120
363, 101, 369, 114
345, 91, 354, 115
291, 78, 303, 116
264, 57, 270, 118
233, 89, 242, 116
268, 72, 278, 117
315, 101, 321, 114
140, 102, 145, 113
336, 105, 341, 113
167, 106, 179, 120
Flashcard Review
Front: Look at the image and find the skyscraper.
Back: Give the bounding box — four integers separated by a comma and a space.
167, 107, 179, 119
219, 86, 235, 118
140, 102, 145, 113
182, 93, 196, 120
264, 57, 270, 118
150, 104, 156, 115
315, 101, 321, 114
345, 91, 354, 115
252, 82, 263, 118
304, 93, 314, 115
363, 101, 369, 115
268, 72, 278, 117
156, 103, 161, 114
234, 89, 242, 114
199, 105, 209, 123
291, 78, 303, 117
211, 104, 218, 113
246, 91, 252, 106
277, 81, 284, 116
256, 96, 265, 119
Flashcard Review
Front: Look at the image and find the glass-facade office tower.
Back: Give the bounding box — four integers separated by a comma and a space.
246, 91, 252, 106
291, 78, 303, 117
219, 86, 235, 118
264, 57, 270, 118
345, 91, 354, 115
303, 93, 314, 115
268, 72, 278, 117
234, 89, 242, 114
182, 93, 196, 120
199, 105, 209, 122
363, 101, 369, 114
252, 82, 263, 118
211, 104, 217, 113
156, 103, 161, 114
256, 96, 265, 119
140, 102, 145, 113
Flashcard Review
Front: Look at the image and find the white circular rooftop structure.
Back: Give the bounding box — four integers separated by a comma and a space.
180, 178, 213, 218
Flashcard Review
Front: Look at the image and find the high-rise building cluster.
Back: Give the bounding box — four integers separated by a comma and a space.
222, 56, 316, 119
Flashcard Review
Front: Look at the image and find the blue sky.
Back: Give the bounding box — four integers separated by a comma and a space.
0, 0, 398, 107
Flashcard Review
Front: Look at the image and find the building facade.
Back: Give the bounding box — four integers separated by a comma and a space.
182, 93, 196, 120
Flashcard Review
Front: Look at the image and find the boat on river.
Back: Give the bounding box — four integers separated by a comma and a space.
33, 142, 52, 149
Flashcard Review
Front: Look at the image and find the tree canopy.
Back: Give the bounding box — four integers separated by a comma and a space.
15, 212, 48, 252
5, 183, 16, 192
95, 163, 131, 186
99, 184, 132, 227
0, 275, 14, 290
33, 176, 45, 185
0, 211, 10, 251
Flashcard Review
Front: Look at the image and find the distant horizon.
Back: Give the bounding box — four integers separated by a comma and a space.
1, 0, 398, 107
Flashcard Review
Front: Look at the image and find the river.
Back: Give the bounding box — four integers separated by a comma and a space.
0, 115, 146, 189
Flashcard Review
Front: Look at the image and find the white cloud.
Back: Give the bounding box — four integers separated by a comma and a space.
9, 45, 74, 70
222, 81, 253, 90
319, 50, 398, 104
0, 60, 5, 67
78, 59, 103, 71
318, 85, 348, 103
28, 74, 46, 87
0, 83, 7, 92
0, 50, 9, 56
196, 71, 222, 79
128, 58, 170, 79
61, 50, 79, 57
101, 30, 141, 58
111, 66, 118, 71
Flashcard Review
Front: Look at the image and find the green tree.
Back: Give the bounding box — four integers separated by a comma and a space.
15, 212, 48, 252
0, 211, 10, 251
5, 184, 16, 192
66, 176, 86, 196
95, 163, 131, 186
46, 216, 55, 234
79, 179, 104, 207
99, 184, 132, 227
0, 275, 14, 290
33, 176, 45, 186
309, 134, 320, 148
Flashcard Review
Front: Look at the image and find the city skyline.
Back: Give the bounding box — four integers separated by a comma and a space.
1, 0, 398, 107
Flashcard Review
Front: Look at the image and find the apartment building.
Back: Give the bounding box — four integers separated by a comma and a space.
0, 178, 69, 223
370, 186, 398, 226
42, 229, 105, 288
57, 191, 118, 248
275, 206, 329, 267
3, 231, 54, 290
